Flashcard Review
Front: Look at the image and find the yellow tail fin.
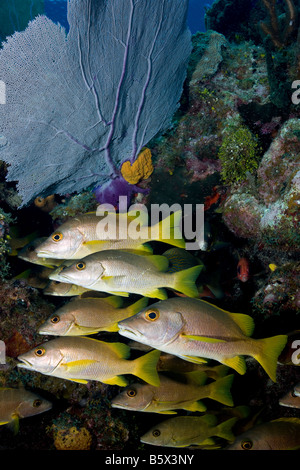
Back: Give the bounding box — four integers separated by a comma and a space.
172, 265, 203, 297
208, 374, 234, 407
132, 349, 161, 386
253, 334, 287, 382
215, 417, 238, 442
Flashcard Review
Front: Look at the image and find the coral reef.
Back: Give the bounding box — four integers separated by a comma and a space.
218, 123, 262, 185
222, 118, 300, 253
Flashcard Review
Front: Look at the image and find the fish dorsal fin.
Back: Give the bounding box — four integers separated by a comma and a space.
199, 414, 218, 427
184, 371, 208, 386
227, 312, 255, 337
147, 255, 169, 272
100, 295, 124, 308
106, 341, 131, 359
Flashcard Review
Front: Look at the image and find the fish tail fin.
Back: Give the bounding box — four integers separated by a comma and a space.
253, 334, 288, 382
172, 265, 203, 297
208, 374, 234, 407
152, 211, 186, 249
132, 349, 161, 386
215, 417, 238, 442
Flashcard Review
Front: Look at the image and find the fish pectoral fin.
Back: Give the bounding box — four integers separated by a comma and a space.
74, 324, 102, 335
0, 421, 10, 425
8, 414, 20, 435
180, 355, 208, 364
157, 410, 178, 415
101, 275, 115, 281
181, 334, 226, 343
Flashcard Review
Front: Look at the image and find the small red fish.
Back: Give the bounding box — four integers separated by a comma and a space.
237, 257, 250, 282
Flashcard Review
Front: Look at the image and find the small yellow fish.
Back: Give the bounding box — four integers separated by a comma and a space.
0, 388, 52, 434
118, 297, 287, 381
17, 336, 160, 387
140, 415, 237, 448
111, 372, 234, 413
36, 211, 185, 260
226, 418, 300, 450
39, 296, 148, 335
54, 250, 203, 299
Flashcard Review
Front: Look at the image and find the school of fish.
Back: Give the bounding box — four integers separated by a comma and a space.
1, 210, 296, 449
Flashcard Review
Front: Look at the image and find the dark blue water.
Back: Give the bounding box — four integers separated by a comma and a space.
44, 0, 212, 34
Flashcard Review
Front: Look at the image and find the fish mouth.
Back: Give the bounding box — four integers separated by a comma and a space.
118, 324, 145, 341
36, 249, 55, 258
17, 357, 34, 370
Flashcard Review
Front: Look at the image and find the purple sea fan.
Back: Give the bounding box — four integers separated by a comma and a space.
0, 0, 191, 206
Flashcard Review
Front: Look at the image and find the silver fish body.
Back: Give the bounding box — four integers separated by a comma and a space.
55, 250, 202, 299
118, 297, 287, 381
17, 336, 160, 387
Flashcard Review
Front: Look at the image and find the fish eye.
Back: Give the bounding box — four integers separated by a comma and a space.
33, 399, 42, 407
51, 315, 60, 324
152, 429, 161, 438
76, 262, 86, 270
28, 245, 35, 252
126, 389, 137, 398
241, 439, 253, 450
52, 232, 63, 242
34, 347, 46, 357
145, 309, 160, 322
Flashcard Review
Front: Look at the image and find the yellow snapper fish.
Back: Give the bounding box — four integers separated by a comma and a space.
279, 382, 300, 409
225, 418, 300, 450
140, 414, 238, 448
118, 297, 287, 381
111, 371, 234, 414
35, 210, 185, 260
52, 250, 202, 300
18, 237, 63, 268
17, 336, 160, 387
0, 387, 52, 434
43, 280, 92, 296
39, 296, 148, 336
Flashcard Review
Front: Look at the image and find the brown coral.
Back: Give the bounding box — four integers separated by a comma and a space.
260, 0, 298, 48
53, 426, 92, 450
121, 148, 153, 184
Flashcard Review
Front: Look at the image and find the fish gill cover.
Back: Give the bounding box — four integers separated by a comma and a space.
0, 0, 191, 206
